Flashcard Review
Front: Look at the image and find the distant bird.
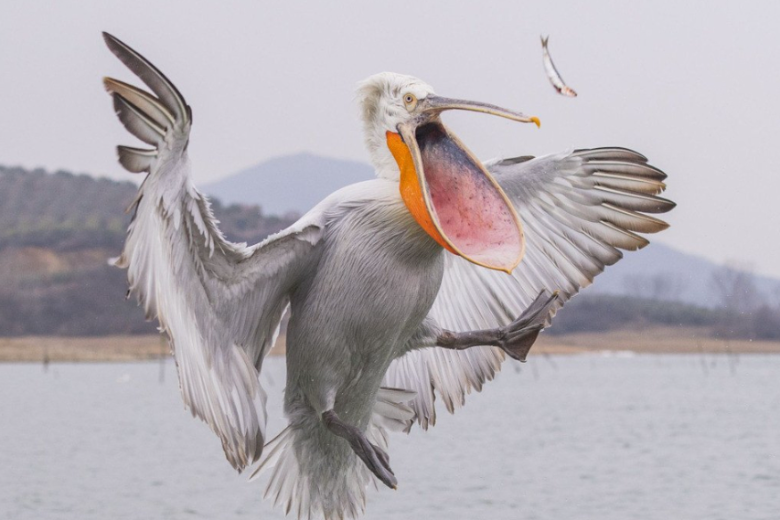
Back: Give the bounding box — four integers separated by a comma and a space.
102, 32, 674, 520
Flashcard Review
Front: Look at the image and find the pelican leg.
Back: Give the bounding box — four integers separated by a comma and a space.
322, 410, 398, 489
436, 290, 559, 362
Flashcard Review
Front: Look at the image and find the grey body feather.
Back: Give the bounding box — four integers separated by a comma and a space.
103, 34, 673, 520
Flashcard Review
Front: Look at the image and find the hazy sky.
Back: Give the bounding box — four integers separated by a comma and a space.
2, 1, 779, 277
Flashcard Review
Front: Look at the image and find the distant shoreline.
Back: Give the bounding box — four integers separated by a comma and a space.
1, 326, 778, 363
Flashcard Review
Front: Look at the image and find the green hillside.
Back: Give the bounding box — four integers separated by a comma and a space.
0, 166, 133, 250
0, 165, 297, 336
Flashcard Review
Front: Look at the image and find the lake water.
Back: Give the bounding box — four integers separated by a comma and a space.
1, 354, 779, 520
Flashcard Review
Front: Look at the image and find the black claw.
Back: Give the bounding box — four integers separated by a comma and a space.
374, 445, 391, 469
323, 410, 398, 489
361, 440, 397, 488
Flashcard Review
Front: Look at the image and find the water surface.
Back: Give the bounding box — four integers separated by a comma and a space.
1, 354, 778, 520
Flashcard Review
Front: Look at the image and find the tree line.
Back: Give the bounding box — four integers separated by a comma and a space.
0, 165, 297, 336
1, 165, 778, 339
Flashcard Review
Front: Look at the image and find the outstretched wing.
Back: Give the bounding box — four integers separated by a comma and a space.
385, 148, 674, 428
103, 33, 323, 470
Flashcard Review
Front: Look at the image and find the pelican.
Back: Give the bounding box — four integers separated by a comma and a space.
102, 33, 674, 519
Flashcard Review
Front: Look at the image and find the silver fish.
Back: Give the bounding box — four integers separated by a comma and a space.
541, 35, 577, 97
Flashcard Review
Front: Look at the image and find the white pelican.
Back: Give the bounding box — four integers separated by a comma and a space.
102, 33, 674, 519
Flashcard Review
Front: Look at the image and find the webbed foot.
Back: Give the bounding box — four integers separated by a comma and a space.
497, 290, 559, 362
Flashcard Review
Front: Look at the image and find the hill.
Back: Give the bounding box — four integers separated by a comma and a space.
2, 162, 778, 340
587, 242, 780, 309
202, 152, 374, 216
0, 166, 134, 251
0, 165, 297, 336
0, 165, 296, 252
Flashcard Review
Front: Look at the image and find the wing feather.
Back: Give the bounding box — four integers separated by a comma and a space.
116, 145, 157, 173
112, 93, 165, 145
104, 77, 175, 129
385, 147, 674, 427
103, 32, 189, 123
104, 33, 322, 470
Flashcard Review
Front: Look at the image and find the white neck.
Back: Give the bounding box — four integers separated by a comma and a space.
363, 126, 401, 181
356, 72, 434, 181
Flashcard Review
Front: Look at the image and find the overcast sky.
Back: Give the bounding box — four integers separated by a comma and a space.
2, 1, 779, 277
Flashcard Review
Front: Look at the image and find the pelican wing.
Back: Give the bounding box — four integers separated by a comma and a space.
385, 148, 674, 428
103, 33, 323, 471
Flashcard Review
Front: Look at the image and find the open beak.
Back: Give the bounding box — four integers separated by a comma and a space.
388, 95, 539, 273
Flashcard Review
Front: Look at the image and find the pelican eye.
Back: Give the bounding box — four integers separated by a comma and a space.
403, 93, 418, 111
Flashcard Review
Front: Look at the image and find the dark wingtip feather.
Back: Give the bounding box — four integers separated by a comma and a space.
102, 31, 127, 58
117, 145, 157, 174
100, 31, 191, 126
112, 92, 165, 145
101, 76, 113, 94
575, 147, 649, 163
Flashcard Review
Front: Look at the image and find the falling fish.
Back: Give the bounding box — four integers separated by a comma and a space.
541, 35, 577, 97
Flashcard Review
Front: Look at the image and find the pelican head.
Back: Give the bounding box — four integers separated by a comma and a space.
356, 72, 540, 273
